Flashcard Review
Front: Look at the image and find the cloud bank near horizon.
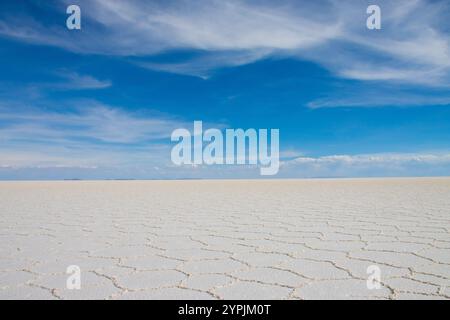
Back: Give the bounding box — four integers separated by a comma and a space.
2, 151, 450, 180
1, 99, 449, 179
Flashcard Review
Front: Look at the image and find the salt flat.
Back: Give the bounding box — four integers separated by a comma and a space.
0, 178, 449, 300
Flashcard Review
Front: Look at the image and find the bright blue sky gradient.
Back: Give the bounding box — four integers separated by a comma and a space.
0, 0, 450, 179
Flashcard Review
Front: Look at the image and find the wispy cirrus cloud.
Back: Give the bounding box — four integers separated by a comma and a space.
0, 71, 111, 105
0, 101, 187, 144
137, 49, 273, 79
0, 101, 183, 178
54, 72, 112, 90
0, 0, 448, 85
0, 1, 340, 55
0, 100, 231, 174
307, 90, 450, 109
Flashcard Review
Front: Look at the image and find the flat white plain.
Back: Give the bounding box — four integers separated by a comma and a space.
0, 178, 449, 300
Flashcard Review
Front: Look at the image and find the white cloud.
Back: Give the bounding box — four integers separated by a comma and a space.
307, 93, 450, 109
2, 150, 450, 179
0, 72, 112, 106
79, 0, 341, 53
279, 152, 450, 177
56, 72, 112, 90
1, 0, 448, 84
285, 153, 450, 165
0, 0, 340, 55
0, 101, 186, 144
0, 101, 186, 171
0, 144, 171, 169
0, 101, 231, 173
337, 66, 448, 85
137, 50, 273, 79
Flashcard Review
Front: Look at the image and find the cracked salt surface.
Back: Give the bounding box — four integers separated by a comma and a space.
0, 178, 449, 300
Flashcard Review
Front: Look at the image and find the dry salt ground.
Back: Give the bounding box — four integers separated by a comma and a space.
1, 178, 450, 300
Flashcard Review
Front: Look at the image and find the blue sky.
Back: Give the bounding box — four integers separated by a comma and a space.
0, 0, 450, 179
